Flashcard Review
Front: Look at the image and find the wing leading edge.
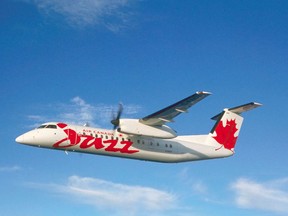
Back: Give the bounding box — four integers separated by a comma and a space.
140, 91, 211, 126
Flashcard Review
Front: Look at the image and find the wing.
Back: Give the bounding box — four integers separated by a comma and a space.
139, 91, 211, 126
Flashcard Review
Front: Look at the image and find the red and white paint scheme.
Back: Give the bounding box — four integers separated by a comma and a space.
15, 92, 261, 163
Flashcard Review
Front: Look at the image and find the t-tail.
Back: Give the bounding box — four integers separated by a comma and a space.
207, 102, 262, 152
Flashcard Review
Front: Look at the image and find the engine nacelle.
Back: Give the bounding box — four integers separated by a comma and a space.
118, 119, 177, 139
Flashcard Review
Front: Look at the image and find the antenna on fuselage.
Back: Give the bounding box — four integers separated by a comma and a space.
83, 122, 90, 127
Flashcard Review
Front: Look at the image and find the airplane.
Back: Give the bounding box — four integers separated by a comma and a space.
15, 92, 262, 163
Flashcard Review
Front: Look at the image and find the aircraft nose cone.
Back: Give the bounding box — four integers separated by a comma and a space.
15, 130, 38, 145
15, 134, 24, 143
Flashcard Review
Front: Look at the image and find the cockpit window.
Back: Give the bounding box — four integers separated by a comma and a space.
37, 124, 57, 129
46, 125, 57, 129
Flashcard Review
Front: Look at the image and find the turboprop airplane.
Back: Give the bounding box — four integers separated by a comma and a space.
15, 92, 261, 163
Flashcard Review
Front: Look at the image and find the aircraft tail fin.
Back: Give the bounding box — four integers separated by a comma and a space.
208, 102, 262, 151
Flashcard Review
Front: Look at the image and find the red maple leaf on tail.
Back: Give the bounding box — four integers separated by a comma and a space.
212, 119, 238, 150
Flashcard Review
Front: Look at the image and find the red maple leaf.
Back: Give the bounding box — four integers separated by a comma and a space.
213, 119, 238, 150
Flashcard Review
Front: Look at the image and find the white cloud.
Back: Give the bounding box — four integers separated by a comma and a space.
60, 96, 95, 125
231, 177, 288, 214
27, 0, 137, 31
29, 175, 176, 215
27, 96, 141, 128
178, 167, 208, 195
192, 181, 208, 194
0, 165, 21, 172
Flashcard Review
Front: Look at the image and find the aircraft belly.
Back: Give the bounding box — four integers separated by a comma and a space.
58, 144, 181, 162
47, 136, 233, 163
58, 143, 220, 163
177, 141, 234, 161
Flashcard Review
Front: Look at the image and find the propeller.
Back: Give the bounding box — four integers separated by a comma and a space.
111, 103, 123, 130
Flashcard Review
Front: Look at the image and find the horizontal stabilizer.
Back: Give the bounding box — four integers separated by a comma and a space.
211, 102, 262, 120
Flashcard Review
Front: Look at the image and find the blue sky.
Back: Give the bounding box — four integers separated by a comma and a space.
1, 0, 288, 215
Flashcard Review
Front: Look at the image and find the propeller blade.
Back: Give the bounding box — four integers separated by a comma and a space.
111, 103, 123, 129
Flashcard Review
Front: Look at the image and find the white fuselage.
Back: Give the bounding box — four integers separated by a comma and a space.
16, 122, 233, 163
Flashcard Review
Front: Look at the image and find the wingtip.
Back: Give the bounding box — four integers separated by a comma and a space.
253, 102, 263, 107
197, 91, 212, 95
